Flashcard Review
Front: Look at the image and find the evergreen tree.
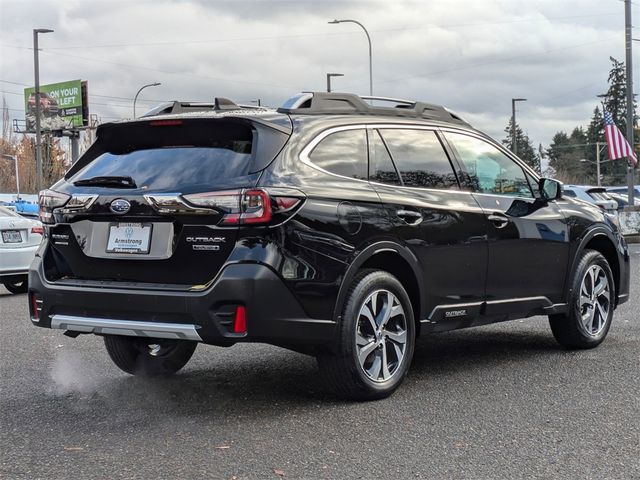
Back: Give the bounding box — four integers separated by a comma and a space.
546, 128, 589, 184
502, 118, 540, 172
597, 57, 628, 130
596, 57, 637, 184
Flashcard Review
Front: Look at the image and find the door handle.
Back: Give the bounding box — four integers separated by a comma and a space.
397, 209, 423, 225
487, 213, 510, 229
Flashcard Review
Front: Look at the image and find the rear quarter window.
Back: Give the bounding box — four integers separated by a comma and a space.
308, 129, 368, 180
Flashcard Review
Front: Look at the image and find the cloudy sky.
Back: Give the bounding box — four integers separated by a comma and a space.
0, 0, 635, 155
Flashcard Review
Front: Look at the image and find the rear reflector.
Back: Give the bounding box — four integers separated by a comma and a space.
233, 305, 247, 334
29, 293, 42, 322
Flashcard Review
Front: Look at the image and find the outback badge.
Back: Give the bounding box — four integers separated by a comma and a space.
110, 199, 131, 214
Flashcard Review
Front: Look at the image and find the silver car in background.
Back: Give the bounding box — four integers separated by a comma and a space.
0, 206, 43, 294
563, 185, 619, 213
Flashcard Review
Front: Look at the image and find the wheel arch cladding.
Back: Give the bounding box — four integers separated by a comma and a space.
335, 244, 423, 335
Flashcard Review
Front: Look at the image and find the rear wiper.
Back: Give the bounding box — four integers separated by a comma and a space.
73, 176, 137, 188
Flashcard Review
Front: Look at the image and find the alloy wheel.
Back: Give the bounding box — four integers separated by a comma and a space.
355, 289, 408, 382
578, 264, 611, 337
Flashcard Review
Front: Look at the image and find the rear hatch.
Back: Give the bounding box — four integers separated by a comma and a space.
43, 115, 291, 288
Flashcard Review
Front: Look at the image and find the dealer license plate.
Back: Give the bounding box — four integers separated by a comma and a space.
1, 230, 22, 243
106, 223, 152, 254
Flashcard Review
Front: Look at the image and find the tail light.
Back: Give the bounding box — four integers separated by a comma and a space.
31, 226, 44, 235
183, 188, 303, 226
38, 189, 70, 224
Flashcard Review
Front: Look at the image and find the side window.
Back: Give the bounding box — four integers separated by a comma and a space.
378, 129, 458, 189
369, 129, 401, 185
445, 133, 533, 198
563, 189, 576, 198
308, 129, 367, 180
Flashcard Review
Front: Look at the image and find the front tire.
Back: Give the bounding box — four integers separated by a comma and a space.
549, 249, 615, 349
318, 270, 416, 401
3, 278, 28, 294
103, 336, 197, 376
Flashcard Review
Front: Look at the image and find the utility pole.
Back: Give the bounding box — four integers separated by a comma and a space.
33, 28, 54, 193
70, 130, 80, 163
1, 154, 20, 200
625, 0, 635, 203
511, 98, 527, 156
596, 141, 602, 187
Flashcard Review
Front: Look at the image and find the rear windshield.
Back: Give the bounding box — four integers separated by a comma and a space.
588, 192, 610, 201
69, 120, 257, 191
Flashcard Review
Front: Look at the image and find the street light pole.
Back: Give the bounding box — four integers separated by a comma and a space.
625, 0, 635, 204
133, 82, 161, 118
328, 19, 372, 95
33, 28, 53, 193
326, 73, 344, 92
1, 154, 20, 200
511, 98, 527, 157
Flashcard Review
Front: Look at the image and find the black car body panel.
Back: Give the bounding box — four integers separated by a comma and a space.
29, 94, 630, 353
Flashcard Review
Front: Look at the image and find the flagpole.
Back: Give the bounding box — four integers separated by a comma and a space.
625, 0, 635, 204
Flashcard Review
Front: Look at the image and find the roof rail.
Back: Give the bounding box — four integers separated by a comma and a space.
141, 98, 268, 117
277, 92, 470, 126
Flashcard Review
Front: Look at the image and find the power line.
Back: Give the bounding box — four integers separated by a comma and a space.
378, 36, 619, 84
0, 80, 171, 106
21, 34, 620, 94
0, 12, 621, 54
38, 50, 304, 91
28, 12, 620, 50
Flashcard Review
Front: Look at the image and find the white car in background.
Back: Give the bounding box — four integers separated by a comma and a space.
0, 206, 43, 294
563, 185, 619, 213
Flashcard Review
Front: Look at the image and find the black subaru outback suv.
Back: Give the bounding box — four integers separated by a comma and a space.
29, 92, 630, 400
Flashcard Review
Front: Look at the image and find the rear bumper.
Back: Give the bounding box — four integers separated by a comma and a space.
28, 257, 336, 348
1, 244, 39, 278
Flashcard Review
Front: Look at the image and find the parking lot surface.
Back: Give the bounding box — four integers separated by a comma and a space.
1, 246, 639, 479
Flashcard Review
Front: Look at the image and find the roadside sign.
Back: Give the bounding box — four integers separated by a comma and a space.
24, 79, 88, 133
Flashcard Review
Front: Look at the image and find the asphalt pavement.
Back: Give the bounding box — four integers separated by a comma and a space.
1, 247, 639, 480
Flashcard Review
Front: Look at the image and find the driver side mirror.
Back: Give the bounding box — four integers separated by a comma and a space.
538, 178, 563, 201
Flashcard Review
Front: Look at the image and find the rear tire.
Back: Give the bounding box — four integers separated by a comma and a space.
103, 336, 197, 376
549, 249, 615, 349
317, 269, 416, 401
3, 279, 28, 294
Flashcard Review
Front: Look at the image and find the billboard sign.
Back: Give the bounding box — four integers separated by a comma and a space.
24, 79, 87, 132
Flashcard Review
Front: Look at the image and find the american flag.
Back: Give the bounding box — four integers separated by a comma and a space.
603, 109, 637, 165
